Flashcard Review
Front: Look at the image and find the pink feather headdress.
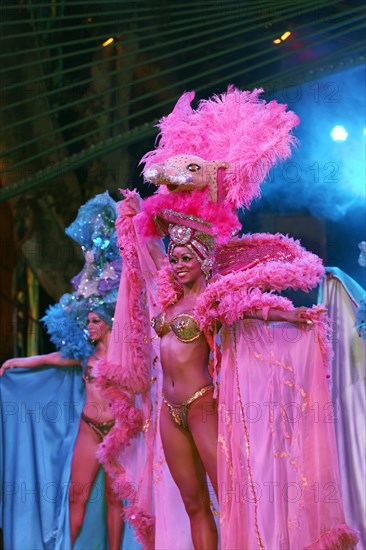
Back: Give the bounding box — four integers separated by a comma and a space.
138, 189, 240, 241
141, 86, 300, 208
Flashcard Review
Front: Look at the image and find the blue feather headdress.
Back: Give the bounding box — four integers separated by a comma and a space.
42, 191, 121, 359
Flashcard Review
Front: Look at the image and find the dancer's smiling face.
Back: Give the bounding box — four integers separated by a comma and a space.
169, 246, 203, 285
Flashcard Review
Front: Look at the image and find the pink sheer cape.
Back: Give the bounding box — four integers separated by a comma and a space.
219, 320, 357, 549
95, 209, 358, 549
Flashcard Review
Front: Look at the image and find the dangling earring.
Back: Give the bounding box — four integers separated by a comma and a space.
201, 257, 213, 282
204, 268, 212, 282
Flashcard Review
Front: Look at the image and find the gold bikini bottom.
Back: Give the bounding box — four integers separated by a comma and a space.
81, 412, 115, 442
162, 384, 214, 431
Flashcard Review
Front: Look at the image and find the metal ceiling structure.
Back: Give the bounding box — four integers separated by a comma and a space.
0, 0, 365, 200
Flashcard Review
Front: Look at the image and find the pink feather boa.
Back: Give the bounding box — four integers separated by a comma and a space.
138, 188, 240, 241
156, 259, 183, 309
95, 204, 151, 390
304, 524, 359, 549
195, 235, 324, 328
94, 200, 155, 548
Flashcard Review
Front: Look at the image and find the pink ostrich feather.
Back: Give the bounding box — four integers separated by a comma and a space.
196, 287, 295, 330
156, 259, 183, 309
95, 199, 152, 394
304, 524, 359, 550
123, 503, 155, 549
95, 381, 152, 546
195, 233, 324, 329
140, 87, 300, 208
217, 233, 325, 291
96, 406, 143, 477
99, 202, 151, 393
94, 199, 155, 548
138, 189, 240, 241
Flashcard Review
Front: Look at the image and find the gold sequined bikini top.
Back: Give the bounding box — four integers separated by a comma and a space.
151, 311, 202, 343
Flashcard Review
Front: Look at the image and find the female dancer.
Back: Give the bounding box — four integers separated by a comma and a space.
0, 192, 124, 549
0, 311, 123, 549
121, 196, 316, 549
98, 88, 358, 550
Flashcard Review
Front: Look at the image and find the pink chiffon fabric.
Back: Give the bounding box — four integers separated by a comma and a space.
219, 320, 356, 549
96, 212, 358, 549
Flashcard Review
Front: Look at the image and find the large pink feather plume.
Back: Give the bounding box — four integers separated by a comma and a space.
141, 87, 300, 208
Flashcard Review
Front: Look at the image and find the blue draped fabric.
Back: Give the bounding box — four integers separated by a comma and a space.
0, 366, 139, 550
318, 267, 366, 548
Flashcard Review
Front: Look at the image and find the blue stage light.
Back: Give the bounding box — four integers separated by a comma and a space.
331, 125, 348, 142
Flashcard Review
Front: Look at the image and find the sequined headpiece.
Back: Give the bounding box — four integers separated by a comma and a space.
42, 191, 121, 359
169, 224, 214, 278
153, 209, 215, 277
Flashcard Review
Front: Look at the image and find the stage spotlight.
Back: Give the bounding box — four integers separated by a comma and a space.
273, 31, 291, 44
280, 31, 291, 41
331, 125, 348, 142
102, 37, 115, 47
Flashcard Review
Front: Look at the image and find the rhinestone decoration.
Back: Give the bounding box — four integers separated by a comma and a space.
169, 224, 193, 245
